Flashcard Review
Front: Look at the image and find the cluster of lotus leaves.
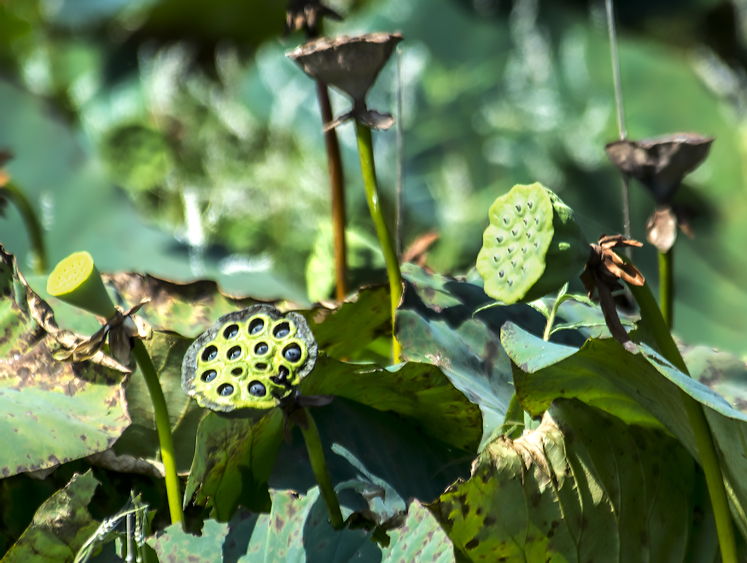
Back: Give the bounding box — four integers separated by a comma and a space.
477, 182, 590, 305
181, 305, 318, 414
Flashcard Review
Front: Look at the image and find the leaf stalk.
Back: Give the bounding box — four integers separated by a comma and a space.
658, 248, 674, 329
626, 278, 736, 563
132, 339, 184, 526
299, 408, 343, 529
354, 120, 402, 361
2, 181, 47, 274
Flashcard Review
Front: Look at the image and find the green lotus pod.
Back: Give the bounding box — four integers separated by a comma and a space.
182, 305, 318, 414
476, 183, 589, 305
47, 251, 117, 318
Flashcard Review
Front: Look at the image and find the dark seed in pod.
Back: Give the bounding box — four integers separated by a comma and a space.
227, 346, 242, 360
248, 381, 267, 397
218, 384, 234, 396
201, 345, 218, 362
515, 204, 522, 212
255, 363, 268, 371
499, 270, 505, 278
284, 344, 302, 363
231, 367, 243, 376
254, 342, 269, 355
273, 322, 291, 339
223, 324, 239, 339
248, 318, 265, 335
201, 370, 217, 383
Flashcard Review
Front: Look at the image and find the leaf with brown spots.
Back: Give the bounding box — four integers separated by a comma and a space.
0, 247, 130, 478
2, 471, 101, 563
432, 399, 703, 562
502, 322, 747, 541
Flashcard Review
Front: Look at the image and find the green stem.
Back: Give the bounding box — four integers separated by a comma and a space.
299, 408, 343, 530
3, 181, 47, 274
502, 393, 524, 440
354, 121, 402, 362
659, 248, 674, 330
626, 279, 736, 563
131, 339, 184, 526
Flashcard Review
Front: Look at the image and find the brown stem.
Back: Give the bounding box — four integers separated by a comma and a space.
316, 82, 348, 303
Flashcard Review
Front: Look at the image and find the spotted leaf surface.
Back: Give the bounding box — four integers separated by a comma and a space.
0, 247, 129, 478
182, 305, 317, 413
432, 399, 702, 562
501, 322, 747, 539
2, 471, 100, 563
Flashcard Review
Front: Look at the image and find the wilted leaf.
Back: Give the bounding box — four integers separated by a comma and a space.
0, 248, 129, 478
501, 322, 747, 539
150, 519, 228, 563
432, 399, 706, 562
2, 471, 101, 563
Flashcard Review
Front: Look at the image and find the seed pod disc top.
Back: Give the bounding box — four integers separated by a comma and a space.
287, 33, 403, 106
182, 305, 318, 413
477, 183, 589, 305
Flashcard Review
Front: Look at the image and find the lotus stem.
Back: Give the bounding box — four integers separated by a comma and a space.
626, 278, 736, 563
316, 83, 348, 303
502, 393, 524, 440
354, 121, 402, 361
47, 252, 183, 526
659, 248, 674, 329
2, 181, 46, 274
299, 408, 343, 529
132, 339, 184, 526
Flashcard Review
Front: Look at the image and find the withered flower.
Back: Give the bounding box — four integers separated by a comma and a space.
581, 234, 644, 350
54, 299, 151, 367
285, 0, 342, 37
605, 133, 713, 253
287, 33, 403, 130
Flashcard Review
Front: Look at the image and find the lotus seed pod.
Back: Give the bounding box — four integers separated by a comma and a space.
182, 305, 318, 414
47, 251, 117, 318
476, 183, 589, 305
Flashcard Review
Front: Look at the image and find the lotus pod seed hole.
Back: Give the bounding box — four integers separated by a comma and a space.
499, 270, 505, 278
273, 322, 291, 339
227, 346, 242, 360
515, 204, 522, 212
493, 255, 498, 262
201, 370, 217, 383
522, 246, 527, 253
248, 381, 267, 397
534, 217, 539, 225
527, 201, 533, 209
255, 362, 268, 371
508, 246, 514, 254
218, 384, 234, 397
223, 324, 239, 339
502, 216, 510, 225
248, 318, 265, 335
201, 346, 218, 362
497, 235, 504, 243
231, 367, 243, 376
278, 365, 290, 380
523, 219, 528, 226
508, 279, 514, 286
254, 342, 269, 355
283, 343, 302, 363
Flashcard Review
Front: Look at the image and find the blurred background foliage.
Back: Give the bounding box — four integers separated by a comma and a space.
1, 0, 747, 354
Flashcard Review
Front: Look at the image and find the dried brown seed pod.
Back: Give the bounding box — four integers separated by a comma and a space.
605, 133, 713, 203
287, 33, 403, 130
